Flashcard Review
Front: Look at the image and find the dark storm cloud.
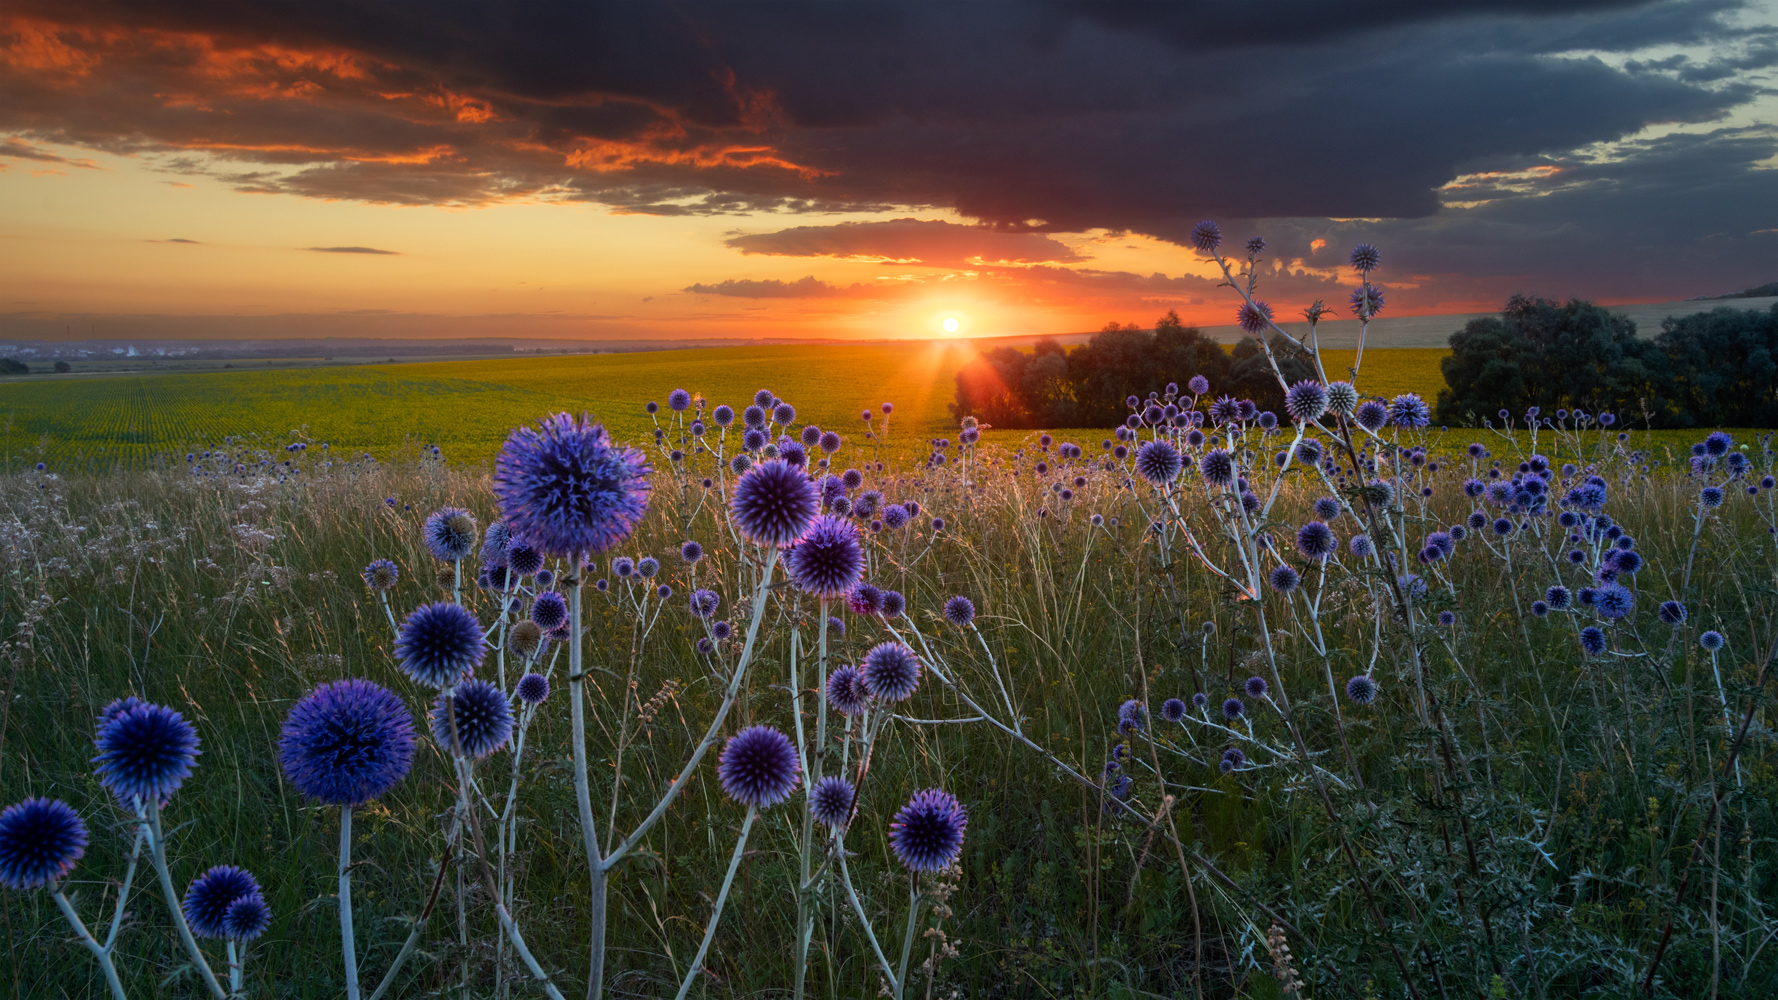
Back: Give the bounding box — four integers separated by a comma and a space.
725, 220, 1087, 265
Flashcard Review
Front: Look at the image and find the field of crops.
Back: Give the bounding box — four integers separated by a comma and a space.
0, 343, 1455, 472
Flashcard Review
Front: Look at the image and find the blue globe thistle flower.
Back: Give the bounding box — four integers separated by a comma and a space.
1117, 699, 1146, 733
932, 516, 946, 532
754, 389, 776, 409
1244, 676, 1268, 698
943, 595, 976, 627
530, 591, 567, 631
1190, 692, 1209, 711
1183, 374, 1209, 395
1135, 440, 1183, 484
637, 556, 660, 578
1449, 525, 1467, 541
1268, 565, 1300, 594
362, 559, 399, 592
717, 726, 800, 809
423, 507, 479, 562
1608, 549, 1643, 575
1388, 393, 1430, 428
0, 798, 87, 890
505, 542, 544, 578
1579, 627, 1607, 657
1189, 220, 1222, 252
1658, 600, 1687, 626
430, 680, 513, 760
696, 637, 715, 656
863, 641, 922, 702
1355, 400, 1388, 433
1427, 531, 1455, 558
880, 590, 906, 617
1257, 410, 1278, 430
889, 789, 968, 873
1349, 243, 1380, 271
779, 440, 808, 468
516, 673, 550, 705
809, 776, 857, 828
612, 556, 635, 578
1313, 497, 1341, 521
730, 459, 819, 546
1345, 675, 1379, 705
853, 490, 882, 519
800, 425, 822, 447
1350, 283, 1385, 317
1221, 697, 1244, 720
841, 468, 864, 490
657, 584, 672, 599
712, 405, 735, 426
729, 454, 752, 475
1531, 600, 1550, 617
1237, 300, 1273, 334
1700, 630, 1726, 651
279, 680, 416, 806
1700, 486, 1724, 508
825, 666, 868, 716
645, 401, 658, 414
1199, 448, 1235, 487
1295, 521, 1337, 560
1161, 698, 1187, 723
1492, 518, 1514, 536
773, 403, 796, 425
1437, 610, 1457, 627
1704, 431, 1733, 456
493, 414, 652, 558
689, 588, 721, 618
96, 696, 148, 734
713, 620, 734, 640
183, 866, 263, 939
1218, 748, 1246, 773
742, 405, 767, 430
1595, 584, 1634, 619
819, 431, 842, 453
1577, 586, 1598, 607
94, 703, 201, 804
882, 503, 910, 529
1349, 534, 1374, 558
395, 602, 485, 688
785, 518, 862, 603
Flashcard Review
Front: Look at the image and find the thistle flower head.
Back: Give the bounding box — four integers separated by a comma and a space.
1595, 583, 1634, 619
825, 666, 868, 716
1135, 440, 1183, 484
1349, 243, 1381, 271
0, 798, 87, 890
1161, 697, 1187, 722
1117, 699, 1146, 733
881, 503, 910, 529
1349, 534, 1374, 558
1700, 630, 1726, 651
717, 726, 800, 809
1345, 675, 1379, 705
423, 507, 478, 562
1388, 393, 1430, 428
1268, 564, 1300, 593
712, 404, 735, 426
1704, 430, 1733, 456
1295, 521, 1337, 560
395, 602, 485, 688
730, 459, 819, 546
809, 776, 857, 827
713, 620, 734, 640
847, 582, 884, 616
279, 680, 416, 806
362, 559, 399, 591
1221, 697, 1245, 720
943, 595, 976, 626
1285, 381, 1329, 423
516, 673, 551, 705
1190, 220, 1223, 252
1191, 692, 1209, 709
785, 515, 865, 597
505, 541, 544, 577
889, 789, 968, 873
880, 590, 906, 617
430, 680, 513, 760
493, 413, 652, 557
1658, 600, 1687, 625
690, 588, 721, 618
1579, 626, 1607, 657
508, 620, 543, 659
1700, 486, 1725, 508
1354, 400, 1388, 432
862, 641, 922, 702
531, 591, 568, 631
1200, 448, 1235, 488
183, 866, 263, 939
1437, 610, 1457, 626
1244, 676, 1269, 698
1188, 374, 1210, 395
93, 702, 200, 804
1325, 382, 1359, 416
222, 893, 272, 940
1237, 300, 1273, 334
1350, 283, 1385, 317
1220, 748, 1246, 772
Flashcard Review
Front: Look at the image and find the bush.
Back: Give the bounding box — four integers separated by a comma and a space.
1650, 304, 1778, 427
53, 360, 71, 373
0, 358, 29, 375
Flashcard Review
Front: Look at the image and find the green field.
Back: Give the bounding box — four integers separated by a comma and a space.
1, 343, 1456, 471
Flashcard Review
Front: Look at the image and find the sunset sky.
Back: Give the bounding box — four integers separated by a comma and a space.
3, 1, 1776, 342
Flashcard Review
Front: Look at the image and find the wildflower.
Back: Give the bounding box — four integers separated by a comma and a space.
847, 582, 884, 616
1222, 697, 1244, 720
1579, 627, 1607, 657
506, 542, 544, 578
430, 681, 513, 760
1349, 534, 1374, 558
1188, 375, 1210, 395
1190, 220, 1223, 252
395, 603, 485, 688
1355, 400, 1388, 432
1325, 381, 1359, 415
880, 590, 906, 617
494, 414, 652, 557
730, 459, 820, 546
1244, 676, 1268, 698
1531, 600, 1550, 617
1117, 699, 1146, 733
362, 559, 399, 591
1161, 698, 1187, 722
423, 507, 479, 562
1295, 521, 1337, 560
863, 642, 922, 702
1704, 431, 1733, 456
183, 866, 264, 939
1191, 692, 1209, 709
1135, 440, 1184, 484
1658, 600, 1687, 625
1345, 674, 1380, 705
1388, 394, 1430, 428
713, 620, 734, 640
774, 403, 796, 425
825, 666, 868, 716
0, 799, 87, 890
717, 726, 800, 809
944, 596, 976, 626
1700, 630, 1726, 651
882, 503, 910, 529
1268, 565, 1300, 593
712, 404, 735, 426
94, 703, 200, 804
809, 776, 857, 828
1349, 243, 1381, 271
1437, 610, 1457, 626
889, 789, 968, 872
279, 680, 416, 806
516, 673, 551, 705
1700, 486, 1725, 508
1351, 283, 1386, 317
1199, 448, 1235, 487
1238, 301, 1273, 334
1595, 584, 1635, 619
1220, 748, 1246, 772
1314, 497, 1341, 520
531, 591, 568, 631
689, 589, 721, 618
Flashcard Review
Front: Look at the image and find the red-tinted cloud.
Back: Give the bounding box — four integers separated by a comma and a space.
725, 219, 1087, 266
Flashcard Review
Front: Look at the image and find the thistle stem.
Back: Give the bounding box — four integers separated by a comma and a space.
51, 886, 129, 1000
340, 805, 360, 1000
146, 801, 227, 1000
673, 806, 756, 1000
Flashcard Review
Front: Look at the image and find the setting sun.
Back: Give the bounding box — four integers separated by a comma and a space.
942, 316, 960, 333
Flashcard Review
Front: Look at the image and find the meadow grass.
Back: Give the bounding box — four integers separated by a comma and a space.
2, 406, 1775, 998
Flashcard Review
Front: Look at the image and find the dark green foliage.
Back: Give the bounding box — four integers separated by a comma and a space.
0, 358, 30, 375
1650, 305, 1778, 428
53, 360, 71, 373
1228, 334, 1316, 417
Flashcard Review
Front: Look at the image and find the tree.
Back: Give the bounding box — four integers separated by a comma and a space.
53, 360, 71, 373
0, 358, 29, 375
1227, 336, 1316, 419
1650, 304, 1778, 427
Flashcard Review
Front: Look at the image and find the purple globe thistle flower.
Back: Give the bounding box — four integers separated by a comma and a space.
889, 789, 968, 873
847, 582, 884, 616
1531, 600, 1550, 617
742, 405, 767, 429
1579, 627, 1607, 657
729, 454, 752, 475
841, 468, 864, 490
1345, 675, 1379, 705
1577, 586, 1599, 607
880, 590, 906, 617
646, 401, 658, 414
1191, 692, 1209, 710
1325, 381, 1359, 416
1237, 300, 1273, 334
730, 459, 819, 546
1349, 534, 1374, 558
1135, 440, 1184, 485
1700, 486, 1725, 508
183, 865, 263, 939
94, 703, 200, 804
932, 516, 946, 532
1595, 584, 1634, 619
430, 680, 513, 760
1236, 400, 1258, 422
1700, 630, 1726, 651
826, 666, 868, 716
1312, 497, 1341, 522
493, 414, 652, 557
1117, 699, 1146, 733
505, 542, 544, 578
774, 403, 797, 425
811, 429, 840, 453
1154, 698, 1185, 723
279, 680, 416, 806
613, 556, 635, 579
713, 620, 734, 640
801, 425, 822, 447
95, 697, 148, 735
0, 798, 87, 890
1187, 374, 1210, 395
1217, 748, 1245, 773
1221, 697, 1245, 720
1388, 393, 1431, 428
786, 516, 863, 601
853, 490, 882, 519
1268, 565, 1300, 594
657, 584, 672, 599
423, 507, 479, 562
943, 595, 976, 627
362, 559, 399, 592
667, 388, 692, 412
395, 602, 485, 688
531, 591, 568, 631
1199, 448, 1235, 487
1704, 431, 1733, 457
808, 776, 856, 827
696, 637, 715, 656
1492, 518, 1514, 536
637, 556, 660, 579
1190, 220, 1223, 252
713, 404, 735, 427
1353, 400, 1388, 433
862, 641, 922, 702
1349, 243, 1381, 271
1245, 235, 1267, 256
882, 503, 910, 529
1658, 600, 1687, 625
1295, 521, 1337, 560
1244, 676, 1268, 699
754, 389, 776, 409
779, 440, 808, 468
1350, 283, 1385, 317
516, 673, 550, 705
690, 588, 721, 618
717, 725, 800, 809
1437, 610, 1457, 627
1284, 380, 1329, 423
1257, 411, 1278, 430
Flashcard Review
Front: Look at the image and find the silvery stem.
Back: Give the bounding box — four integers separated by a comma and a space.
147, 801, 227, 1000
103, 820, 146, 951
894, 877, 924, 1000
227, 940, 241, 996
51, 886, 129, 1000
837, 839, 898, 988
566, 567, 610, 1000
672, 806, 756, 1000
340, 806, 360, 1000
